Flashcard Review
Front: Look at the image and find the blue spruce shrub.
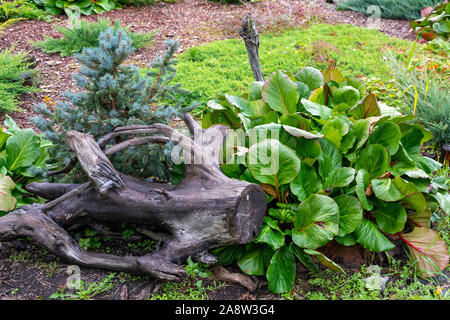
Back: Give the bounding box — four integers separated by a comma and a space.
32, 28, 193, 182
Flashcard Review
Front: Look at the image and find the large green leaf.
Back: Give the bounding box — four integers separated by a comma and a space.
355, 169, 373, 211
368, 121, 402, 155
289, 243, 319, 272
248, 81, 264, 101
292, 194, 340, 250
295, 66, 324, 91
304, 249, 346, 274
255, 223, 285, 250
354, 219, 395, 252
433, 191, 450, 215
237, 244, 274, 276
0, 174, 16, 212
248, 139, 300, 187
323, 167, 355, 190
348, 94, 381, 119
371, 178, 404, 202
262, 71, 299, 114
212, 245, 245, 266
322, 117, 350, 148
295, 138, 321, 166
290, 162, 322, 202
335, 194, 363, 237
266, 245, 296, 293
355, 144, 390, 179
392, 176, 426, 213
317, 138, 342, 179
333, 86, 360, 107
352, 119, 370, 150
301, 99, 332, 120
374, 203, 407, 234
6, 129, 41, 172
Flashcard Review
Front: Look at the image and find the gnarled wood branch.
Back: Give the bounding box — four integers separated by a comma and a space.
0, 114, 266, 281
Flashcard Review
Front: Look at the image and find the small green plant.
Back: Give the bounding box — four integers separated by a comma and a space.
337, 0, 442, 20
78, 229, 102, 251
0, 116, 53, 214
410, 1, 450, 42
0, 0, 48, 22
0, 46, 38, 112
34, 19, 155, 57
49, 273, 116, 300
207, 66, 449, 294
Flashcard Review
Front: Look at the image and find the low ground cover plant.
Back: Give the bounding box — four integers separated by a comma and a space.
0, 0, 49, 22
0, 116, 52, 214
34, 18, 156, 57
173, 24, 411, 107
0, 46, 37, 112
204, 66, 449, 293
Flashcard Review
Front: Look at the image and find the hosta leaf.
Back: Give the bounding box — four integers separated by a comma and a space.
372, 178, 404, 202
401, 227, 449, 277
304, 249, 346, 274
289, 243, 319, 272
368, 121, 402, 155
334, 194, 363, 237
374, 203, 407, 234
282, 125, 323, 140
292, 194, 340, 250
348, 94, 381, 120
322, 68, 345, 84
354, 219, 395, 252
6, 129, 41, 172
280, 113, 311, 131
262, 71, 299, 114
255, 224, 285, 250
266, 245, 296, 293
295, 66, 324, 91
290, 162, 322, 202
355, 169, 373, 211
0, 174, 16, 212
323, 167, 355, 189
248, 139, 300, 187
400, 126, 424, 156
355, 144, 390, 179
237, 244, 274, 276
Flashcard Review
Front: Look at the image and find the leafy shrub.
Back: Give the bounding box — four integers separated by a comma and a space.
208, 0, 257, 3
119, 0, 157, 7
410, 1, 450, 41
0, 116, 53, 214
337, 0, 442, 20
0, 0, 48, 22
34, 18, 156, 57
32, 0, 119, 16
32, 28, 193, 182
0, 46, 37, 112
205, 66, 449, 293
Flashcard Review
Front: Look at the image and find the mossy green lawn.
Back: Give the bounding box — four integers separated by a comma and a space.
173, 24, 411, 107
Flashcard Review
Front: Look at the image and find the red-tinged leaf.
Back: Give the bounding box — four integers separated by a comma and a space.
400, 227, 449, 277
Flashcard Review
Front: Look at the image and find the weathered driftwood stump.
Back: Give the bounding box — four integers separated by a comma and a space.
240, 12, 264, 82
0, 114, 266, 281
